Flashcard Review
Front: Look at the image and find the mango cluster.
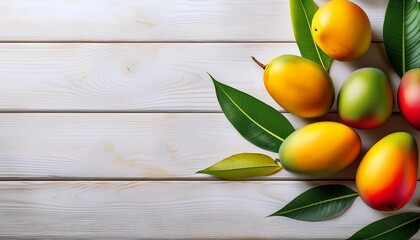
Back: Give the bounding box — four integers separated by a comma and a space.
254, 0, 419, 211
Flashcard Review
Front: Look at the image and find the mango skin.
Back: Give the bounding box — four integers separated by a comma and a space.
279, 121, 361, 177
398, 69, 420, 130
311, 0, 371, 61
338, 68, 393, 129
264, 55, 334, 118
356, 132, 418, 211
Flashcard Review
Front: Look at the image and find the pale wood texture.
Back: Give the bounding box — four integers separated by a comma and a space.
0, 113, 417, 179
2, 1, 419, 239
0, 181, 419, 240
0, 0, 386, 42
0, 43, 400, 112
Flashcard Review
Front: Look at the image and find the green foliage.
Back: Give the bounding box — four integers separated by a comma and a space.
383, 0, 420, 77
290, 0, 332, 70
197, 153, 281, 180
270, 184, 358, 221
210, 74, 295, 153
348, 212, 420, 240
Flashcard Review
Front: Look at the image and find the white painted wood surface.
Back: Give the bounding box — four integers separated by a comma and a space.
0, 0, 419, 239
0, 181, 420, 239
0, 43, 400, 112
0, 0, 386, 42
0, 113, 418, 180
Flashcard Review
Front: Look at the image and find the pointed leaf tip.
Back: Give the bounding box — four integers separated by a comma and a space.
348, 212, 420, 240
197, 153, 281, 180
271, 184, 358, 221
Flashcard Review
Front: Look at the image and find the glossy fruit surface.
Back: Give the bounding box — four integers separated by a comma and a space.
263, 55, 334, 118
338, 68, 393, 129
311, 0, 371, 61
398, 69, 420, 130
356, 132, 418, 211
279, 121, 361, 177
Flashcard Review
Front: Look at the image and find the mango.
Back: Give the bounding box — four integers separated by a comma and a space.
398, 69, 420, 130
311, 0, 371, 61
338, 68, 393, 129
279, 121, 361, 177
356, 132, 418, 211
252, 55, 334, 118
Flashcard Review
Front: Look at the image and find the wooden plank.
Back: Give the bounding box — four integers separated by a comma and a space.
0, 0, 386, 42
0, 43, 400, 112
0, 181, 419, 239
0, 113, 417, 180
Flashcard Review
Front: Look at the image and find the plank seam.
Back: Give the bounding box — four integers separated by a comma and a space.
4, 178, 420, 182
0, 40, 384, 44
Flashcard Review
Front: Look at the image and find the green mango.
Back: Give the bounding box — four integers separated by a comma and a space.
338, 68, 393, 129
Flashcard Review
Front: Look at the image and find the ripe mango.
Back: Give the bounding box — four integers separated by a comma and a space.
398, 69, 420, 130
254, 55, 334, 118
356, 132, 418, 211
311, 0, 371, 61
279, 121, 361, 177
338, 68, 393, 129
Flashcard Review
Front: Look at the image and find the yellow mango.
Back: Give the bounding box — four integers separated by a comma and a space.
312, 0, 371, 61
279, 121, 361, 177
253, 55, 334, 118
356, 132, 418, 211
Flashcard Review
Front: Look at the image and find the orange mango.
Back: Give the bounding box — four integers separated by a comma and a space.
256, 55, 334, 118
356, 132, 418, 211
279, 121, 361, 177
311, 0, 371, 61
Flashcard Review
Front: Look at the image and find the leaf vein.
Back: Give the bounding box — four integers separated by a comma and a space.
298, 0, 326, 69
277, 193, 358, 215
215, 81, 285, 142
364, 215, 420, 240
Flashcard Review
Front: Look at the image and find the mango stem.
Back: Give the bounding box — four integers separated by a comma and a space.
251, 56, 266, 69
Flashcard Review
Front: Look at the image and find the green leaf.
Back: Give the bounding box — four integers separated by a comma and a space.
270, 184, 358, 221
197, 153, 281, 180
348, 212, 420, 240
209, 74, 295, 153
290, 0, 332, 70
383, 0, 420, 78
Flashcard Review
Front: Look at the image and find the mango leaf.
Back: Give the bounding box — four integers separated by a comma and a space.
383, 0, 420, 78
197, 153, 281, 180
270, 184, 358, 221
348, 212, 420, 240
209, 74, 295, 153
290, 0, 332, 70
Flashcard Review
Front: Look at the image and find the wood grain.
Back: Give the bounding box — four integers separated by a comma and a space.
0, 181, 419, 239
0, 0, 386, 42
0, 1, 413, 239
0, 43, 400, 112
0, 113, 417, 180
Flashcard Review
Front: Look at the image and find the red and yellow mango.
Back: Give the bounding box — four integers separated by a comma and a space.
356, 132, 418, 211
398, 69, 420, 130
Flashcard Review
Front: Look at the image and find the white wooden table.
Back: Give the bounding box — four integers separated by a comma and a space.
0, 1, 419, 239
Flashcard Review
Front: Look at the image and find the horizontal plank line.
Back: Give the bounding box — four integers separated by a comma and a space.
0, 177, 357, 182
0, 40, 385, 44
0, 40, 297, 44
0, 110, 224, 114
0, 110, 404, 114
4, 177, 420, 182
